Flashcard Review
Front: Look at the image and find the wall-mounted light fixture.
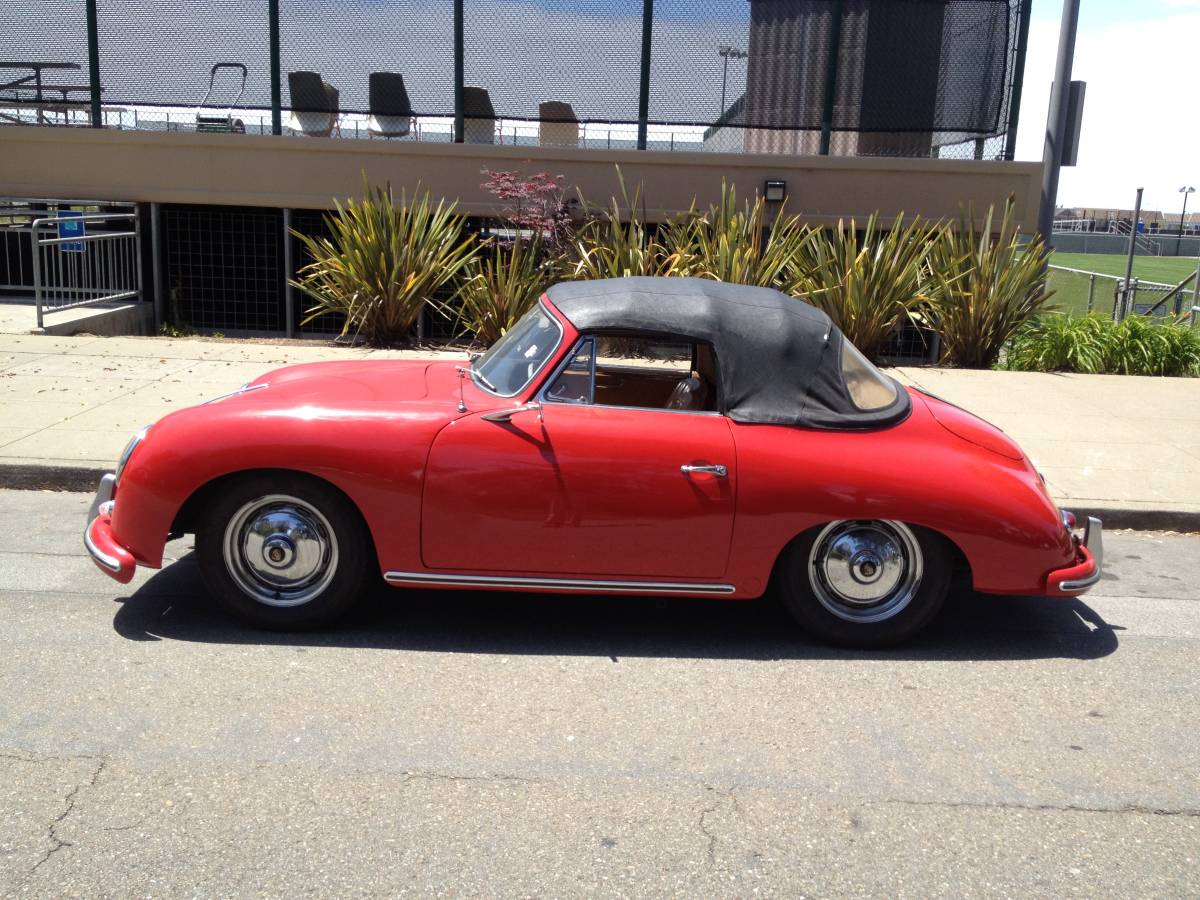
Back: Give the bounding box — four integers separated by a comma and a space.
764, 180, 787, 202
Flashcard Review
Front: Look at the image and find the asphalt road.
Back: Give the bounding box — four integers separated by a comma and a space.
1, 489, 1198, 898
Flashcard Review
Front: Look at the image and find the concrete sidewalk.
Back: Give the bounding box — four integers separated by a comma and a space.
1, 332, 1197, 527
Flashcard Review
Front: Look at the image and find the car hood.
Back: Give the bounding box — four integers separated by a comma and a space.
241, 358, 436, 405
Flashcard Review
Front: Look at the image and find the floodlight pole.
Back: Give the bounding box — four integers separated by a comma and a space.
1177, 187, 1194, 256
717, 46, 746, 120
1037, 0, 1081, 242
1121, 187, 1143, 319
720, 48, 730, 118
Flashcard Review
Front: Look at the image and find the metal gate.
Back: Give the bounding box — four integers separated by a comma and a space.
29, 207, 142, 328
1112, 274, 1200, 323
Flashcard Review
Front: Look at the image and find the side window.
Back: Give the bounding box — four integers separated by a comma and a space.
545, 334, 719, 413
544, 337, 594, 404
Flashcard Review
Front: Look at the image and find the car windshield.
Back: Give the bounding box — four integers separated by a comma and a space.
472, 304, 563, 396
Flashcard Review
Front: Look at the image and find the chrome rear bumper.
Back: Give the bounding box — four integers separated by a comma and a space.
86, 473, 116, 526
1048, 514, 1103, 595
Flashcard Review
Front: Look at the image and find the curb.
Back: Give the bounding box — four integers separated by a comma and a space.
2, 463, 1197, 533
1067, 507, 1200, 535
0, 464, 110, 493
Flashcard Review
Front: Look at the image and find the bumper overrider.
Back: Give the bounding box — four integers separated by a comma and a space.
84, 473, 136, 584
1045, 513, 1103, 595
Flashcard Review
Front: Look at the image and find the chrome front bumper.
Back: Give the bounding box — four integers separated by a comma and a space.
84, 473, 135, 583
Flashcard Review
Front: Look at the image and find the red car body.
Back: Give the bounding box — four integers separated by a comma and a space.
86, 289, 1100, 605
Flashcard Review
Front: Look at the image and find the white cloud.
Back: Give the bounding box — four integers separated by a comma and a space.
1014, 8, 1200, 215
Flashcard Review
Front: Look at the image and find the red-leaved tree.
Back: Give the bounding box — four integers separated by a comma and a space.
480, 169, 574, 250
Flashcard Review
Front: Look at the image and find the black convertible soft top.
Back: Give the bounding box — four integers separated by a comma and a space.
545, 277, 911, 430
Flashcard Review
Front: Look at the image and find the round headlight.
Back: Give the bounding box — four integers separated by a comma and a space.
115, 425, 151, 483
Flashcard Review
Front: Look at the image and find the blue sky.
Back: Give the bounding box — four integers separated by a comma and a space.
1017, 0, 1200, 212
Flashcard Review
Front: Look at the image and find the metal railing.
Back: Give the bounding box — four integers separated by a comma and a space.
1109, 220, 1161, 256
2, 198, 135, 294
30, 211, 141, 328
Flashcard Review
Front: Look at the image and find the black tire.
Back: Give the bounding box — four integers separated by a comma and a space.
774, 521, 951, 648
196, 472, 374, 630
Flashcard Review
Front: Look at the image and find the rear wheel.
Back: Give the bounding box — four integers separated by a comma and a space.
196, 473, 372, 630
776, 520, 950, 648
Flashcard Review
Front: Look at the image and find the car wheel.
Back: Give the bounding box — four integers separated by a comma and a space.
196, 473, 373, 630
776, 520, 950, 648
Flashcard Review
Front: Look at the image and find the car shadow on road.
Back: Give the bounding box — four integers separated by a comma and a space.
111, 553, 1121, 662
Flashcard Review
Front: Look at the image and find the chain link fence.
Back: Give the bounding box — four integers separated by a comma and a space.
3, 0, 1025, 157
1045, 264, 1199, 323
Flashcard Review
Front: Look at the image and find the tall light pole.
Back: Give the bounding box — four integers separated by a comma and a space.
1178, 186, 1195, 256
717, 45, 747, 119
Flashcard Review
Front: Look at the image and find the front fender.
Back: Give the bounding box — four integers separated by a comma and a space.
109, 400, 450, 572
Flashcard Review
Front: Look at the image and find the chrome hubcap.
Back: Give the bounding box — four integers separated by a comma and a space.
808, 520, 923, 623
222, 494, 338, 608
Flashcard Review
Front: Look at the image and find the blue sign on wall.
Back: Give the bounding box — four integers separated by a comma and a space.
58, 211, 84, 253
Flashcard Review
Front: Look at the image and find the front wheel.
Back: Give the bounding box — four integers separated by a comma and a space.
775, 520, 951, 648
196, 473, 373, 630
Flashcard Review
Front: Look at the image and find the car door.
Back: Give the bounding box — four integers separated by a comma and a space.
420, 340, 736, 580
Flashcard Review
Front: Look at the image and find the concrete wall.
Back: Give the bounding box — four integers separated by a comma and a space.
1051, 232, 1200, 258
0, 126, 1043, 229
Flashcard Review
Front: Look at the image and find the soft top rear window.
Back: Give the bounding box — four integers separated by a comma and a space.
841, 340, 898, 411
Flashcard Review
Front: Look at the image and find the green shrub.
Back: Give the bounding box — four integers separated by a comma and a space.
788, 212, 939, 361
1004, 313, 1108, 373
1155, 320, 1200, 376
1005, 313, 1200, 376
927, 199, 1054, 369
291, 180, 477, 345
570, 170, 672, 280
1104, 315, 1200, 376
457, 235, 558, 347
658, 181, 817, 288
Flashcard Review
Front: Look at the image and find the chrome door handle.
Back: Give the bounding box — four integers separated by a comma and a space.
481, 401, 543, 423
680, 464, 727, 477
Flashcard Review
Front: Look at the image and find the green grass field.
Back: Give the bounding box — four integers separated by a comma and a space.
1046, 252, 1199, 316
1049, 252, 1198, 283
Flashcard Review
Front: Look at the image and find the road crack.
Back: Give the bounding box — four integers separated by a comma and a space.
401, 769, 538, 786
26, 756, 107, 878
870, 796, 1200, 818
697, 783, 744, 865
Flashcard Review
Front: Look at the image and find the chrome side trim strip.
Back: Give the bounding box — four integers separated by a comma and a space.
84, 525, 122, 574
205, 382, 269, 404
384, 570, 737, 595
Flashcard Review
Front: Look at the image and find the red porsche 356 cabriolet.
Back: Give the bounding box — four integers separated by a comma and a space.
85, 278, 1101, 647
